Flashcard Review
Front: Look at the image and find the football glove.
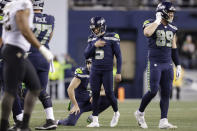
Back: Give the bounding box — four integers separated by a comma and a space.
154, 12, 162, 25
176, 65, 181, 80
39, 45, 54, 62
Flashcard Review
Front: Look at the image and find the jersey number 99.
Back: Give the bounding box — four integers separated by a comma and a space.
156, 30, 173, 47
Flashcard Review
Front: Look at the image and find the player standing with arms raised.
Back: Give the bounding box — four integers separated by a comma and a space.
57, 58, 111, 126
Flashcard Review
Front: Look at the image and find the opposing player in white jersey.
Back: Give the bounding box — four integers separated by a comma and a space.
0, 0, 53, 131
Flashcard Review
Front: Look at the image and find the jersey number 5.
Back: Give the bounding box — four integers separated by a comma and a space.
95, 49, 104, 59
156, 30, 173, 47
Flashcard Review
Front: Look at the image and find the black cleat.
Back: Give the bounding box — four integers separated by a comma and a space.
20, 128, 31, 131
35, 119, 57, 130
8, 121, 22, 131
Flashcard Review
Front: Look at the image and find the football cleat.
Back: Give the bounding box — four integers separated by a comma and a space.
159, 118, 177, 129
87, 122, 100, 127
8, 120, 22, 131
110, 111, 120, 127
35, 119, 57, 130
18, 128, 32, 131
8, 127, 31, 131
134, 110, 148, 129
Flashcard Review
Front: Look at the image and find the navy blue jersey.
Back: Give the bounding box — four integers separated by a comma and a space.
29, 13, 55, 53
28, 13, 55, 71
143, 19, 178, 63
84, 32, 122, 73
74, 67, 90, 102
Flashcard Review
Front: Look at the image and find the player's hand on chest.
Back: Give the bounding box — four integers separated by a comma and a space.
94, 38, 112, 48
94, 39, 106, 48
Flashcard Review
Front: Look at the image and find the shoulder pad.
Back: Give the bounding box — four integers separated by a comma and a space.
74, 67, 89, 78
87, 35, 97, 43
75, 68, 83, 74
43, 14, 55, 23
103, 32, 120, 42
169, 24, 178, 31
143, 19, 154, 28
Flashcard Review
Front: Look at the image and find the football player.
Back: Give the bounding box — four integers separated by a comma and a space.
10, 0, 57, 130
0, 0, 10, 94
0, 0, 53, 130
134, 2, 181, 129
84, 16, 122, 127
57, 58, 111, 126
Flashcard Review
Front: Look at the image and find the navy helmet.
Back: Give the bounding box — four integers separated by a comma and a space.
89, 16, 106, 37
156, 2, 176, 23
32, 0, 44, 10
0, 0, 11, 12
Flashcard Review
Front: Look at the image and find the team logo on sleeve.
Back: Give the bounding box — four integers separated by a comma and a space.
75, 68, 83, 74
114, 34, 120, 39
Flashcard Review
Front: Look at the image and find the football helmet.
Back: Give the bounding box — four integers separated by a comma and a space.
32, 0, 44, 10
156, 2, 176, 23
0, 0, 11, 11
89, 16, 106, 37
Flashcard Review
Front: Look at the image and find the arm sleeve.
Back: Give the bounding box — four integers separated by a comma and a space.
113, 41, 122, 74
84, 42, 96, 59
50, 15, 55, 31
172, 48, 180, 66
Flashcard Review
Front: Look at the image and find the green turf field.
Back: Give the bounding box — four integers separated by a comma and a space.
2, 100, 197, 131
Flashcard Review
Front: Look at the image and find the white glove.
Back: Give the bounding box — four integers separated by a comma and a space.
176, 65, 181, 80
154, 12, 162, 25
50, 60, 55, 73
39, 45, 54, 62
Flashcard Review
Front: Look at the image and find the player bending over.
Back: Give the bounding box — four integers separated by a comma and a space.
57, 58, 111, 126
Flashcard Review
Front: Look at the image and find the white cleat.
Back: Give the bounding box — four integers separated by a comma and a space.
159, 118, 177, 129
110, 111, 120, 127
87, 122, 100, 127
134, 110, 148, 129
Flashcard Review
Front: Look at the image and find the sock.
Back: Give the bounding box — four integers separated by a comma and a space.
21, 113, 30, 129
115, 111, 120, 116
45, 107, 55, 120
137, 110, 144, 115
16, 113, 23, 121
92, 116, 98, 123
